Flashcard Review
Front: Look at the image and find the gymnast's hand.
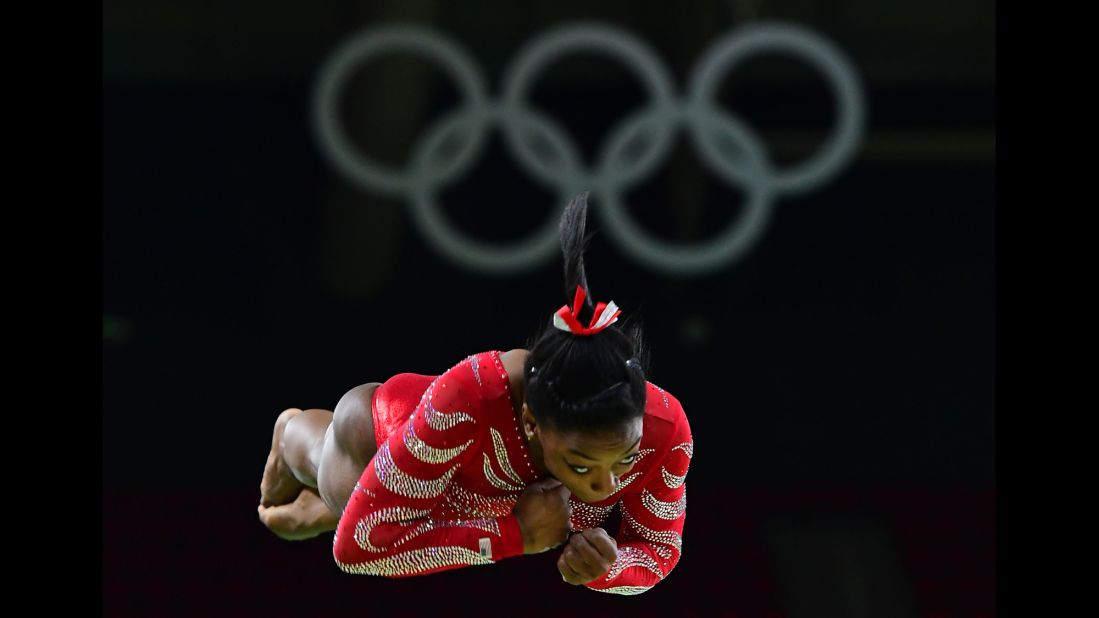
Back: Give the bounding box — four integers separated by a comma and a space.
514, 477, 572, 554
557, 527, 618, 585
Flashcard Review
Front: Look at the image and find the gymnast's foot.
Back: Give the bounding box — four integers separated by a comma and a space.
258, 486, 340, 541
260, 408, 306, 507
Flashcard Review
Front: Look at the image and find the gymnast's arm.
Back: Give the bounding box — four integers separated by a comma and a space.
583, 418, 692, 594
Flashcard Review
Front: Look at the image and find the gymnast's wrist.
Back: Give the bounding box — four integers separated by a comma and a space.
496, 513, 526, 559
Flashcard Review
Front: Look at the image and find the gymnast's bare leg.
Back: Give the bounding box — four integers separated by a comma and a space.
257, 383, 382, 540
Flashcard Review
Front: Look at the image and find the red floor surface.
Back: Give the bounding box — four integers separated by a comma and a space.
104, 486, 994, 617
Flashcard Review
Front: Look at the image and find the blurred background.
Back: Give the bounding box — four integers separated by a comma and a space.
103, 1, 994, 616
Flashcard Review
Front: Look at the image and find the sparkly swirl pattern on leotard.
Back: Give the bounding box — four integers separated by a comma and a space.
333, 353, 533, 577
582, 384, 693, 595
333, 353, 693, 594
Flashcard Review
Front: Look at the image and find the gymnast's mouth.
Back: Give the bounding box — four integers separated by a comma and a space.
573, 490, 612, 503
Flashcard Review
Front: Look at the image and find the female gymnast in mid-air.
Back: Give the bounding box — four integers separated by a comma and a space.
257, 193, 692, 595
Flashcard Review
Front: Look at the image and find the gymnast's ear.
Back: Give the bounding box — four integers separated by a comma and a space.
521, 404, 539, 437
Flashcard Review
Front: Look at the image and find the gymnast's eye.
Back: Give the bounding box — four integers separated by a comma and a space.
619, 453, 639, 465
568, 464, 590, 474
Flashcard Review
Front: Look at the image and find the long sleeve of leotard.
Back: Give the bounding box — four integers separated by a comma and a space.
584, 415, 693, 595
332, 358, 526, 577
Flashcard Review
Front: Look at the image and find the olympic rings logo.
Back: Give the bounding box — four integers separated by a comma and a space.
311, 22, 866, 274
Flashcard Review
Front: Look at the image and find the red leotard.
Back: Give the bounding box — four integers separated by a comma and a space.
332, 350, 692, 595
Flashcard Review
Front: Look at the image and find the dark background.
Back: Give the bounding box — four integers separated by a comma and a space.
103, 1, 994, 616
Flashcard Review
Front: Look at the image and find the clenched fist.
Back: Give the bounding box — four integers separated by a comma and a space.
557, 527, 618, 585
514, 477, 572, 554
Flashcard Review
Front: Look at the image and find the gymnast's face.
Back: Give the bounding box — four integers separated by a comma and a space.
522, 406, 643, 503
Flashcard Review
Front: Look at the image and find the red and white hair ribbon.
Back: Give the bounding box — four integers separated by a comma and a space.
552, 285, 622, 336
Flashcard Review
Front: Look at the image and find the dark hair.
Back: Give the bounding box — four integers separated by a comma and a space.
523, 192, 650, 435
